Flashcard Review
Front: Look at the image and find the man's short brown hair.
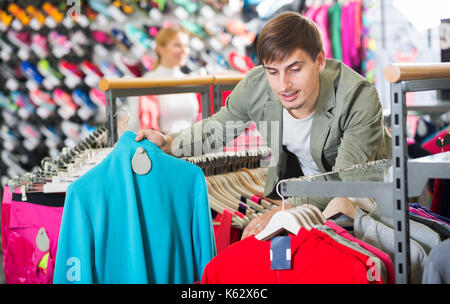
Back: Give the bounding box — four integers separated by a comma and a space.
257, 11, 324, 65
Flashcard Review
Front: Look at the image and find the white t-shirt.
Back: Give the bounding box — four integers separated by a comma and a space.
145, 66, 199, 134
282, 108, 322, 177
126, 66, 199, 134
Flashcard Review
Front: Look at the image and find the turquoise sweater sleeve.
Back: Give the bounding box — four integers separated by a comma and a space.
53, 131, 216, 284
53, 183, 94, 283
192, 172, 217, 281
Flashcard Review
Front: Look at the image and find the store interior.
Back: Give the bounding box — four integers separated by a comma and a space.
0, 0, 449, 285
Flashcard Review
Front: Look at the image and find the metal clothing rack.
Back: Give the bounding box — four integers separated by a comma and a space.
279, 63, 450, 284
98, 74, 244, 146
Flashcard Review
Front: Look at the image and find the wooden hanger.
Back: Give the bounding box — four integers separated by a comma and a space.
287, 207, 312, 229
222, 173, 265, 213
233, 172, 274, 210
298, 205, 325, 226
255, 180, 306, 241
210, 175, 258, 220
304, 204, 327, 223
322, 197, 356, 219
208, 195, 246, 228
206, 179, 239, 211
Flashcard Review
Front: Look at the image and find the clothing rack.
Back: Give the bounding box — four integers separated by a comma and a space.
279, 63, 450, 284
98, 74, 245, 146
6, 126, 109, 196
182, 147, 271, 176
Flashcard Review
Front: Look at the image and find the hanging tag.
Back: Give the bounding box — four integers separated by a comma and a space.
270, 236, 291, 270
36, 227, 50, 252
131, 147, 152, 175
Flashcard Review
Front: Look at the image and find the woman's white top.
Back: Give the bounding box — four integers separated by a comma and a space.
145, 66, 199, 134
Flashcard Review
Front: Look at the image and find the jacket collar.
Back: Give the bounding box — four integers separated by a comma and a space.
310, 71, 336, 172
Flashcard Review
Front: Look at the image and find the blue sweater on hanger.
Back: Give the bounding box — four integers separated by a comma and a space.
53, 131, 216, 284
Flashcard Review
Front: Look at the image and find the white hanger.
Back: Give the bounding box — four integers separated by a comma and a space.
255, 180, 303, 241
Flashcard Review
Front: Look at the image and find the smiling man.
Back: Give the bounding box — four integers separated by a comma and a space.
135, 12, 392, 238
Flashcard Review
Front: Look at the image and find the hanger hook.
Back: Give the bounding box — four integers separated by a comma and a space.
275, 179, 287, 211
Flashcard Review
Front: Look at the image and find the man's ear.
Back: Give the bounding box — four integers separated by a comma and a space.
316, 50, 326, 71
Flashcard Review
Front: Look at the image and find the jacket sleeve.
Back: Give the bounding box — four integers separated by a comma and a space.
334, 82, 391, 170
169, 75, 252, 157
53, 185, 94, 284
192, 169, 217, 282
287, 83, 390, 211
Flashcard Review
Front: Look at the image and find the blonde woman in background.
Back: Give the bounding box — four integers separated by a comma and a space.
126, 27, 199, 135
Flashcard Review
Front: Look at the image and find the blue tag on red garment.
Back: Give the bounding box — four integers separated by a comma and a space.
270, 236, 291, 270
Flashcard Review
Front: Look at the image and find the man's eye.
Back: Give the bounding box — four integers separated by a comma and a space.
291, 68, 301, 72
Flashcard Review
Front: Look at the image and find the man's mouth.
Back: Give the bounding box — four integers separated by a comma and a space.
280, 90, 299, 102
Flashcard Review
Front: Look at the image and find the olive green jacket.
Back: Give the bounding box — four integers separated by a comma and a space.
170, 59, 392, 209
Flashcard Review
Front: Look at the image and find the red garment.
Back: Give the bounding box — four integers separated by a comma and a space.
421, 129, 450, 154
431, 179, 443, 214
201, 228, 384, 284
213, 209, 242, 254
325, 221, 395, 284
213, 209, 233, 254
139, 95, 160, 131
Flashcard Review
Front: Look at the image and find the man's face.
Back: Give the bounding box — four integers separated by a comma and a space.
263, 49, 325, 117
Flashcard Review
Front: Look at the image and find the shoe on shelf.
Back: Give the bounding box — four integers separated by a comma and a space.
91, 30, 115, 46
53, 88, 78, 120
31, 33, 50, 58
125, 23, 152, 50
113, 0, 135, 15
113, 52, 142, 77
0, 91, 18, 114
73, 88, 97, 120
25, 5, 46, 30
0, 9, 13, 27
38, 59, 63, 90
228, 51, 255, 73
88, 0, 111, 18
111, 27, 134, 52
226, 19, 256, 45
181, 20, 207, 38
81, 60, 104, 78
42, 2, 65, 24
174, 0, 199, 14
11, 91, 34, 119
20, 61, 44, 85
58, 60, 84, 79
7, 29, 31, 49
7, 3, 31, 27
89, 88, 106, 107
99, 60, 123, 78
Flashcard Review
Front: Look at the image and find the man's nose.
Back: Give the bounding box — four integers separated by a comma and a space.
280, 74, 292, 91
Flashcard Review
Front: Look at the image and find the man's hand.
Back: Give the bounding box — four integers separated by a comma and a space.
241, 205, 285, 239
135, 129, 173, 155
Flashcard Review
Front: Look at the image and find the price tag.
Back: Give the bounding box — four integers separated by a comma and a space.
270, 236, 291, 270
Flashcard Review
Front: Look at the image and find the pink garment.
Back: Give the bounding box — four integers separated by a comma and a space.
304, 6, 318, 20
340, 2, 360, 68
409, 207, 450, 229
325, 220, 395, 284
304, 5, 332, 58
421, 129, 450, 154
1, 186, 64, 284
340, 3, 352, 67
314, 5, 332, 58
